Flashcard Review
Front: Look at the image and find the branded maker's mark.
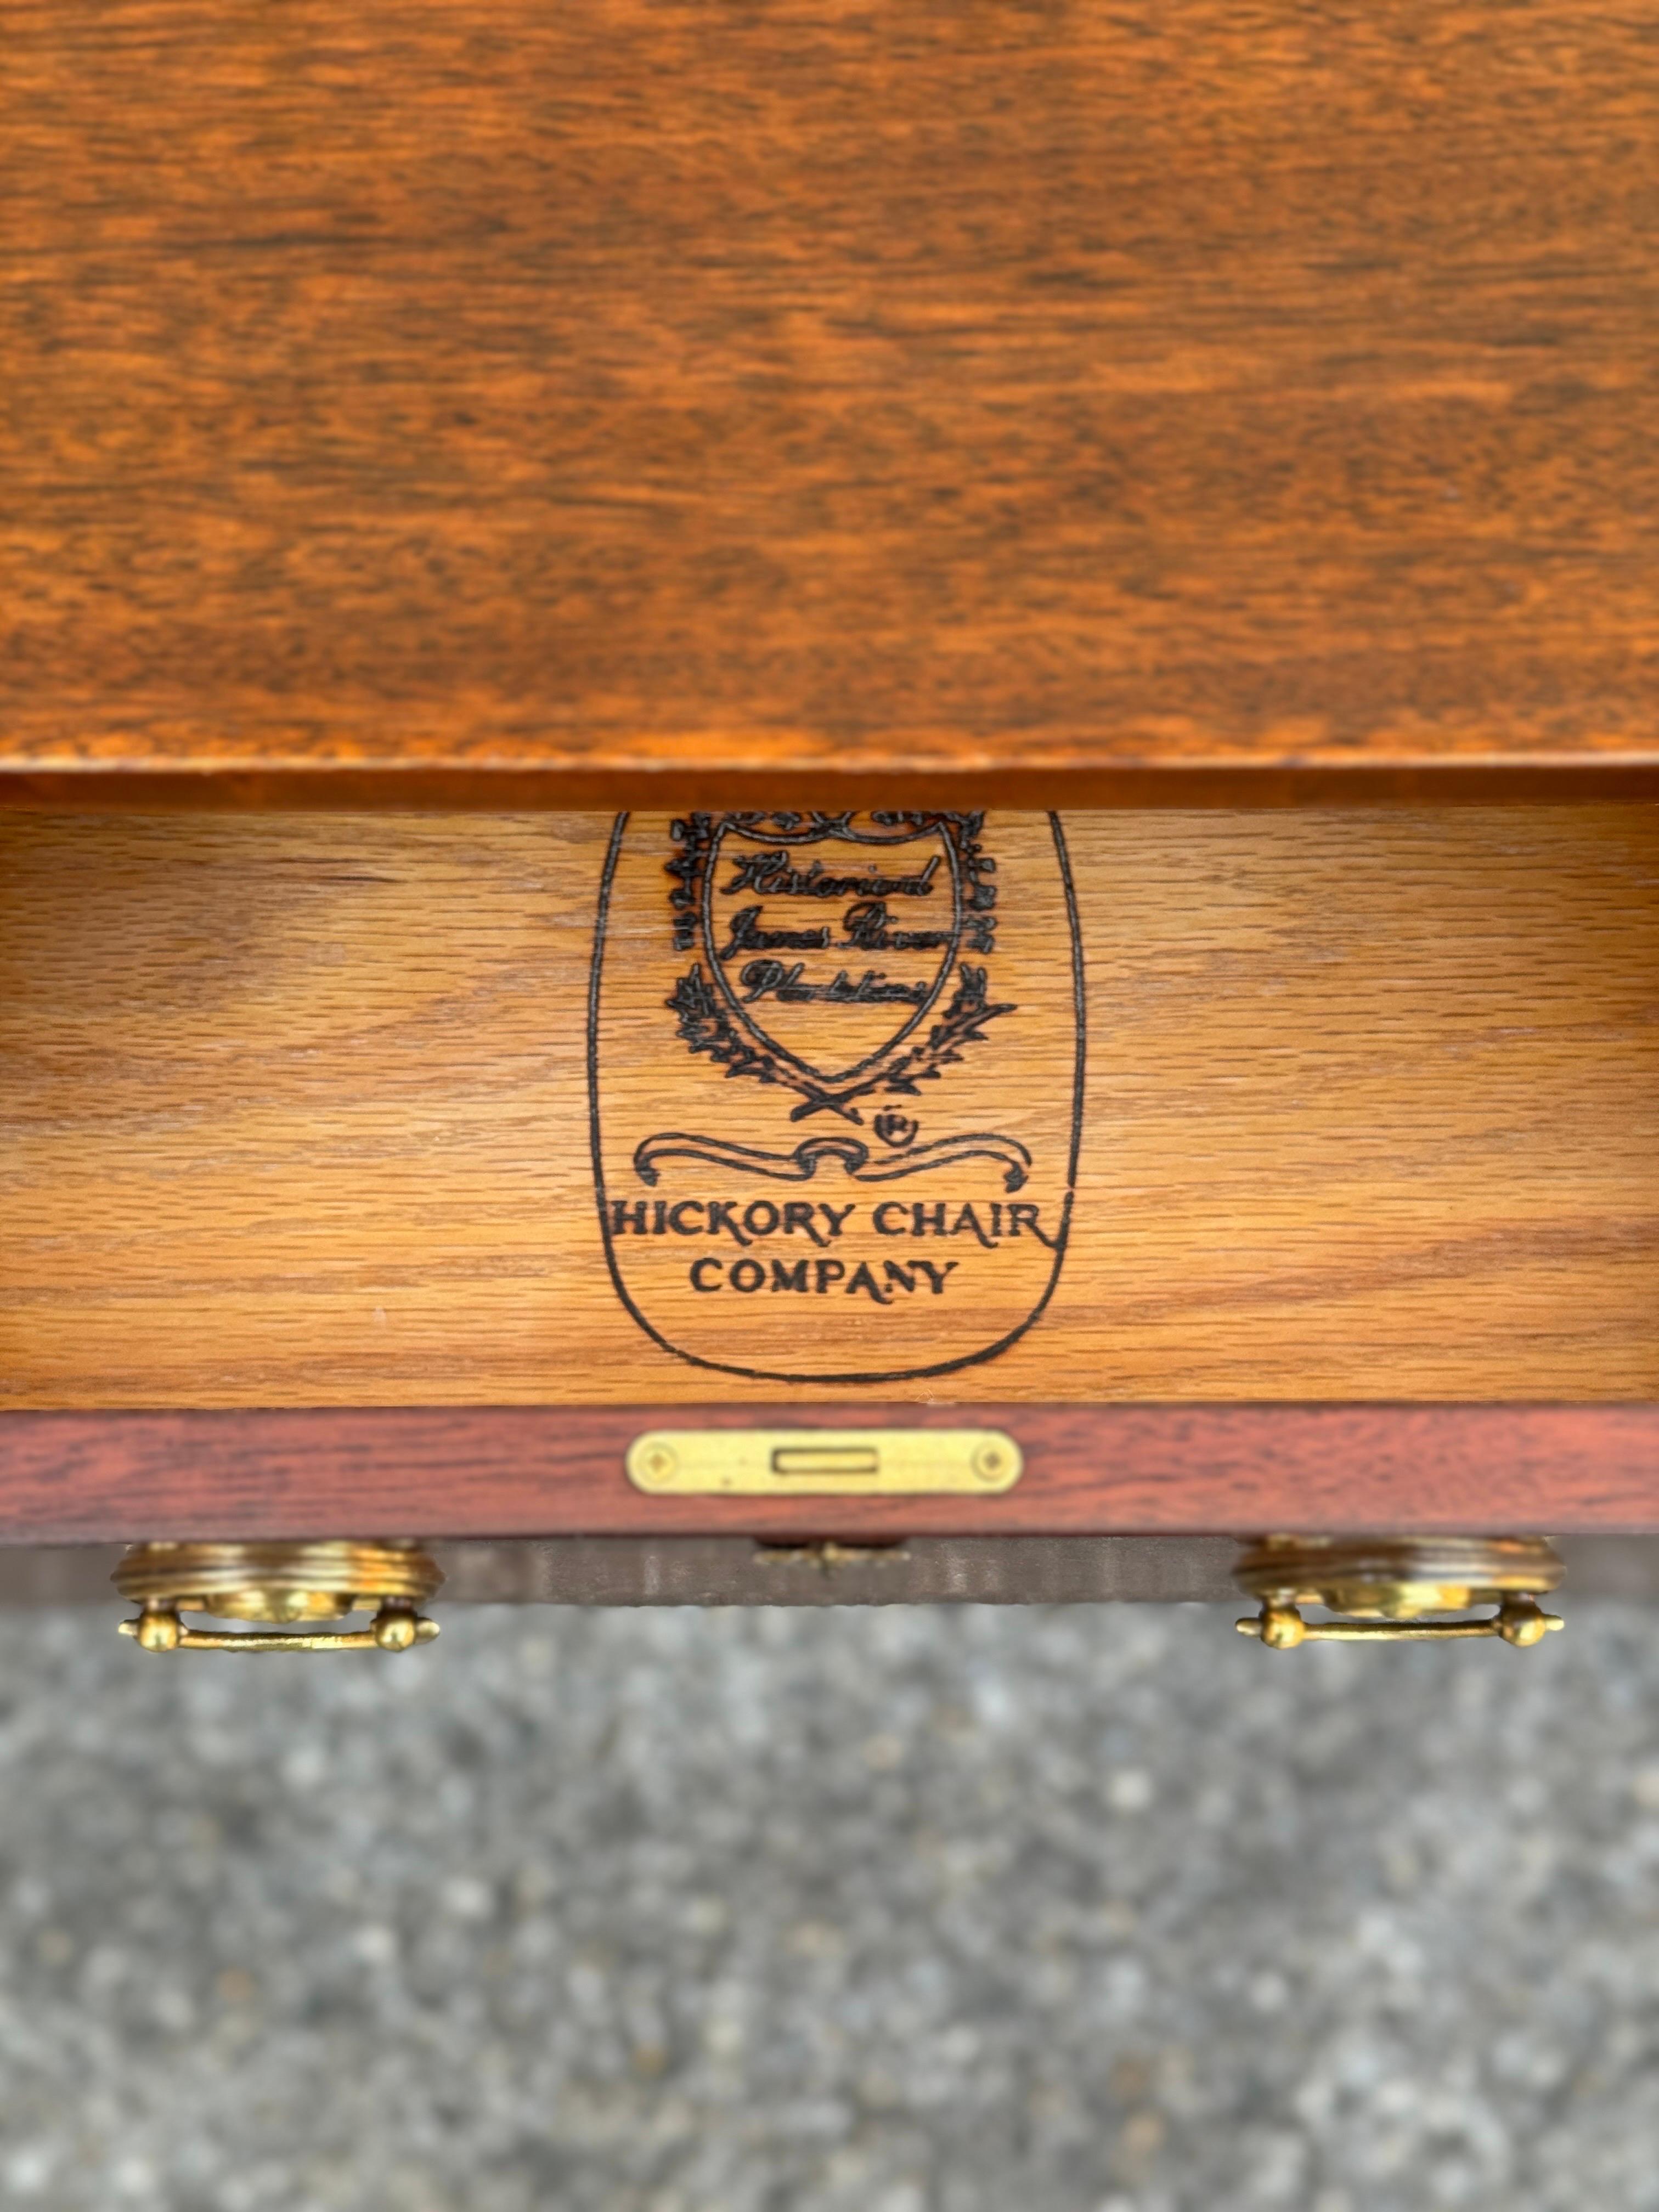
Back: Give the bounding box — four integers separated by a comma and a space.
588, 809, 1083, 1383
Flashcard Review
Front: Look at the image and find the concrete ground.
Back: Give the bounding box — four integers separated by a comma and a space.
0, 1599, 1655, 2212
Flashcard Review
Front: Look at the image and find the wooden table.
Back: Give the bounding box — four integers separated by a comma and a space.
3, 2, 1655, 1581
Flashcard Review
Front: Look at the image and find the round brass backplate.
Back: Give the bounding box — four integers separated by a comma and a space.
114, 1539, 443, 1653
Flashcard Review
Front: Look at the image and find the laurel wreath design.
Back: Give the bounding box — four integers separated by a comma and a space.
667, 961, 1014, 1124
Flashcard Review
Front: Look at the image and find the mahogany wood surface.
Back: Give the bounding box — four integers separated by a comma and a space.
0, 1404, 1654, 1543
5, 2, 1659, 805
4, 809, 1657, 1409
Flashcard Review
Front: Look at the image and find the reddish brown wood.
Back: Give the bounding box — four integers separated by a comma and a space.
1, 1404, 1654, 1543
5, 2, 1659, 805
4, 766, 1658, 815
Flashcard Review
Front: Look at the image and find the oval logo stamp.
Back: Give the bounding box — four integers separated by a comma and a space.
589, 810, 1084, 1383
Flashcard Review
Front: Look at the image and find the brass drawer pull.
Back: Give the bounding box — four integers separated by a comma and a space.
627, 1427, 1022, 1497
115, 1540, 442, 1654
1235, 1535, 1564, 1651
1238, 1595, 1562, 1649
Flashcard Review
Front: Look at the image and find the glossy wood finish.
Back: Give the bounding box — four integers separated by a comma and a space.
9, 768, 1659, 816
0, 1404, 1654, 1542
5, 2, 1659, 806
4, 808, 1657, 1408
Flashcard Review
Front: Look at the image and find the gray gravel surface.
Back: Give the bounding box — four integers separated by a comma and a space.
0, 1601, 1656, 2212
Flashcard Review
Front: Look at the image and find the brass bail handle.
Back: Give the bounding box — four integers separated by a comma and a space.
1234, 1535, 1565, 1651
115, 1540, 443, 1654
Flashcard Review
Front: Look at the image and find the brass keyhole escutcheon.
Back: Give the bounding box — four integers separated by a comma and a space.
1234, 1535, 1565, 1650
114, 1540, 443, 1653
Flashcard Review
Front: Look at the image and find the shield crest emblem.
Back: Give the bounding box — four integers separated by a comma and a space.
698, 815, 964, 1094
590, 810, 1084, 1385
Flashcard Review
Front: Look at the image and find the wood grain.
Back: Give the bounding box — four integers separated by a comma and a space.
0, 1405, 1655, 1542
4, 2, 1659, 802
2, 809, 1655, 1407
